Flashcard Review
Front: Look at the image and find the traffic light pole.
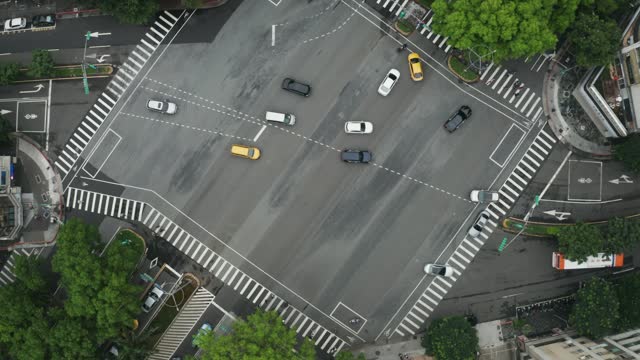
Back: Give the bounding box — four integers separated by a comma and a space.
82, 31, 90, 94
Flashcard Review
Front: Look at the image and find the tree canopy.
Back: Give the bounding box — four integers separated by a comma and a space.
78, 0, 158, 24
30, 49, 55, 78
422, 315, 478, 360
570, 277, 619, 338
614, 134, 640, 173
430, 0, 580, 62
335, 352, 367, 360
615, 273, 640, 331
604, 217, 640, 254
0, 62, 20, 86
195, 310, 316, 360
568, 13, 621, 67
557, 223, 603, 262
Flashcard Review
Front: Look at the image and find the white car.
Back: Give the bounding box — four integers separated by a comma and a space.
141, 286, 164, 313
345, 121, 373, 134
4, 17, 26, 31
378, 68, 400, 96
468, 210, 490, 238
470, 190, 499, 203
146, 99, 177, 114
424, 263, 454, 277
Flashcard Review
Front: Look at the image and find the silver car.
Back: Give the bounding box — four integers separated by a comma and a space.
146, 99, 177, 114
424, 263, 454, 277
142, 286, 164, 313
468, 210, 491, 238
470, 190, 499, 203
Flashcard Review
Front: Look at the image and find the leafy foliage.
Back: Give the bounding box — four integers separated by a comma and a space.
52, 218, 103, 318
94, 0, 158, 24
30, 49, 55, 78
430, 0, 581, 62
422, 315, 478, 360
557, 223, 603, 262
568, 13, 621, 67
48, 316, 97, 360
335, 351, 367, 360
114, 327, 159, 360
615, 273, 640, 330
0, 62, 20, 85
570, 277, 619, 338
0, 115, 12, 146
604, 217, 640, 254
614, 134, 640, 173
196, 310, 316, 360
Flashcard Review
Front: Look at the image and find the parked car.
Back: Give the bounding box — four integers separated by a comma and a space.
231, 144, 261, 160
443, 105, 472, 133
31, 15, 55, 28
192, 323, 212, 347
341, 149, 372, 163
470, 190, 499, 203
344, 121, 373, 134
146, 99, 177, 114
281, 77, 311, 97
4, 17, 27, 31
141, 286, 164, 313
424, 263, 454, 277
468, 210, 490, 238
378, 68, 400, 96
407, 52, 423, 81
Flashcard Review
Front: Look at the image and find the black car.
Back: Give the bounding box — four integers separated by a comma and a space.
31, 15, 55, 28
443, 105, 472, 133
281, 78, 311, 97
341, 149, 372, 163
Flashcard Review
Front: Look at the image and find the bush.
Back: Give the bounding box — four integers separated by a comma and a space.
449, 56, 479, 81
396, 19, 414, 34
423, 316, 478, 359
30, 49, 55, 78
0, 63, 20, 85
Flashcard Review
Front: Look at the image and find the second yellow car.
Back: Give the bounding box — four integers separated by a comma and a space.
231, 144, 261, 160
408, 52, 424, 81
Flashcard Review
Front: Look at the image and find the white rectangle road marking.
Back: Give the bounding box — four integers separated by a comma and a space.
480, 62, 494, 80
253, 125, 267, 142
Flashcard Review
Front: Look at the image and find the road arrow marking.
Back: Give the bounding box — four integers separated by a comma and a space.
0, 109, 12, 115
97, 54, 111, 63
543, 209, 571, 221
19, 84, 45, 94
609, 174, 633, 184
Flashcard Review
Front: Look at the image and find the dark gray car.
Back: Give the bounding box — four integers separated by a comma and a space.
341, 149, 372, 163
282, 78, 311, 97
444, 105, 472, 132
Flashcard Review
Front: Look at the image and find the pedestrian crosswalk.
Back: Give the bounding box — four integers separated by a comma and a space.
372, 0, 452, 53
65, 187, 145, 221
393, 125, 557, 337
0, 247, 45, 286
63, 191, 347, 355
480, 64, 544, 122
149, 287, 215, 360
138, 206, 347, 355
54, 10, 184, 178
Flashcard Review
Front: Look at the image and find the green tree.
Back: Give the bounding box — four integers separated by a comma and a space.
604, 217, 640, 254
95, 272, 142, 342
97, 0, 158, 24
568, 13, 621, 67
48, 315, 97, 360
13, 255, 48, 293
0, 62, 20, 85
335, 351, 367, 360
615, 273, 640, 330
570, 277, 619, 338
30, 49, 55, 78
0, 115, 13, 146
422, 316, 478, 360
430, 0, 580, 62
52, 218, 103, 318
113, 327, 159, 360
613, 134, 640, 173
196, 310, 316, 360
557, 223, 603, 262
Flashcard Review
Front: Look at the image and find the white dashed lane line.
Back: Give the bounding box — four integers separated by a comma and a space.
141, 79, 471, 203
301, 11, 356, 44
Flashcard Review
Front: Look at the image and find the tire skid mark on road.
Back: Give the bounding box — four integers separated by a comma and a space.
142, 79, 470, 203
301, 11, 357, 44
120, 112, 253, 142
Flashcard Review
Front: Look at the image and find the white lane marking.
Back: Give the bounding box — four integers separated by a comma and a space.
272, 25, 276, 46
254, 124, 267, 142
89, 45, 111, 49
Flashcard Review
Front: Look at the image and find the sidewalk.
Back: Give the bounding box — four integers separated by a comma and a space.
543, 47, 612, 158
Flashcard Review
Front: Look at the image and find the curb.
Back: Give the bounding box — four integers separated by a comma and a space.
12, 64, 114, 84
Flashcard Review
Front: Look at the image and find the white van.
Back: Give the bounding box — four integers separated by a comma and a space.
265, 111, 296, 126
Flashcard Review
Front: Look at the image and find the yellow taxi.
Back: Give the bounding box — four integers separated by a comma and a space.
230, 144, 261, 160
408, 52, 424, 81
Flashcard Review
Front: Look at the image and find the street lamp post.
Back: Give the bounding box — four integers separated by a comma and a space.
82, 31, 110, 94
